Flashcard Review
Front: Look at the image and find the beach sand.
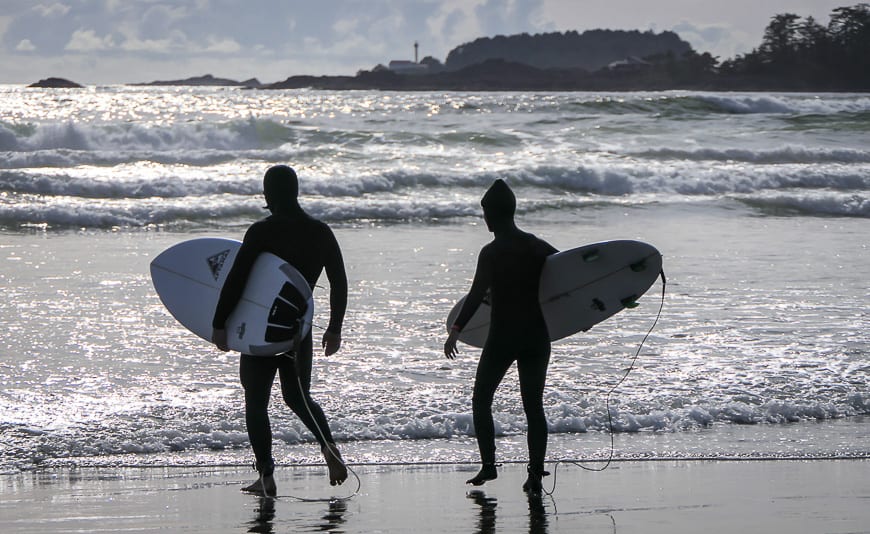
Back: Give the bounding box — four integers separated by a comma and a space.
1, 459, 867, 533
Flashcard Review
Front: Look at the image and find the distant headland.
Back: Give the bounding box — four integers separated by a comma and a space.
130, 74, 262, 88
27, 4, 870, 92
28, 77, 84, 88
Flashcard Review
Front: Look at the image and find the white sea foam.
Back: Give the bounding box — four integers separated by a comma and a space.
1, 88, 867, 229
634, 146, 870, 164
697, 93, 870, 115
2, 163, 867, 228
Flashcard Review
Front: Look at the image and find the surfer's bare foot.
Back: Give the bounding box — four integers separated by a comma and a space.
466, 463, 498, 486
242, 473, 277, 497
322, 443, 348, 486
522, 465, 549, 495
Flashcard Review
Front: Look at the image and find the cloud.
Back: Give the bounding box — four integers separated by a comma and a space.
139, 4, 188, 40
332, 17, 361, 35
670, 20, 754, 59
475, 0, 545, 36
33, 3, 71, 18
203, 37, 241, 54
119, 32, 188, 55
424, 2, 483, 55
65, 29, 115, 52
15, 39, 36, 52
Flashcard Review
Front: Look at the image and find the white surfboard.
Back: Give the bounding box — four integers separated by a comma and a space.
446, 240, 663, 348
150, 238, 314, 356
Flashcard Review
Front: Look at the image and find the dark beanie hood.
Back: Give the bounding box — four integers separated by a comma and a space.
481, 179, 516, 221
263, 165, 299, 211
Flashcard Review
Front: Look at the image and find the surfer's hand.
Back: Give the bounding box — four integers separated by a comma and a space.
322, 330, 341, 356
212, 328, 229, 352
444, 329, 460, 360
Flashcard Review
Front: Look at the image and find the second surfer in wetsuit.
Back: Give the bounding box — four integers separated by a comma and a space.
212, 165, 349, 497
444, 179, 558, 494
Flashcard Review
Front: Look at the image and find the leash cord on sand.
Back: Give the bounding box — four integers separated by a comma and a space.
544, 270, 666, 497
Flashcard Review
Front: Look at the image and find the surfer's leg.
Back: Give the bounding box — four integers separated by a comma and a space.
468, 346, 513, 485
278, 335, 336, 446
278, 336, 347, 486
517, 341, 551, 493
240, 355, 279, 496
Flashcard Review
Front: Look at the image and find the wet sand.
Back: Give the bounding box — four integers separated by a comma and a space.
1, 459, 867, 533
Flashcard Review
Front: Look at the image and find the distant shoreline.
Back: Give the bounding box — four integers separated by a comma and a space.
24, 66, 869, 93
20, 7, 870, 93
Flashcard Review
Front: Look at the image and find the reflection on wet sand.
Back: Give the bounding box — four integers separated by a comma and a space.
468, 489, 553, 534
245, 496, 347, 533
247, 497, 275, 533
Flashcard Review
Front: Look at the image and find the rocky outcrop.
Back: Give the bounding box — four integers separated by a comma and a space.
133, 74, 261, 88
28, 77, 84, 88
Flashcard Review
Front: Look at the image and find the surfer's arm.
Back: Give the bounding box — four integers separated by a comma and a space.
322, 226, 348, 355
211, 227, 263, 334
445, 249, 492, 359
444, 327, 460, 359
452, 249, 493, 332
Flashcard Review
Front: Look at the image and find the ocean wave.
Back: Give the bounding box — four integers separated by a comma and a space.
11, 162, 865, 202
0, 170, 260, 198
696, 94, 870, 115
558, 93, 870, 117
0, 117, 295, 153
633, 146, 870, 164
2, 164, 868, 229
0, 118, 305, 170
0, 195, 484, 229
0, 167, 635, 201
736, 192, 870, 218
565, 94, 724, 116
0, 122, 523, 170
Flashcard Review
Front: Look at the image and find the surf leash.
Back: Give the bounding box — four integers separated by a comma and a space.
279, 288, 361, 501
253, 340, 361, 503
544, 269, 667, 497
277, 367, 361, 502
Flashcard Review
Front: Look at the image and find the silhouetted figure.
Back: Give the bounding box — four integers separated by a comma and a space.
445, 179, 557, 493
213, 165, 349, 496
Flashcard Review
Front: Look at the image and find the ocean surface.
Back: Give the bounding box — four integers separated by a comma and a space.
0, 86, 868, 474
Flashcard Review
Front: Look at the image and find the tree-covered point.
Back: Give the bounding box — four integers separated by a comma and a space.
720, 3, 870, 90
444, 29, 693, 72
270, 3, 870, 91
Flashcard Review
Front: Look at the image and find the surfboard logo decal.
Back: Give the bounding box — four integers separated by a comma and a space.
207, 249, 231, 280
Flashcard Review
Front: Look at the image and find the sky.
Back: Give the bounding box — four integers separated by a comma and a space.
0, 0, 855, 84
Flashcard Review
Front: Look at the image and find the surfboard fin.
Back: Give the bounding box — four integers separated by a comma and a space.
582, 249, 600, 262
591, 298, 606, 311
265, 282, 309, 342
621, 295, 639, 308
265, 325, 294, 342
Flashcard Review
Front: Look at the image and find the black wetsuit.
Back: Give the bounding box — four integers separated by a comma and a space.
212, 210, 347, 470
453, 226, 557, 470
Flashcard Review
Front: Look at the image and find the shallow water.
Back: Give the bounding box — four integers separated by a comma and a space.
1, 202, 867, 472
0, 87, 867, 473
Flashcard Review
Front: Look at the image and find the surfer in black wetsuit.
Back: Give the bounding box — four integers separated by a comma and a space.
212, 165, 349, 496
444, 179, 558, 494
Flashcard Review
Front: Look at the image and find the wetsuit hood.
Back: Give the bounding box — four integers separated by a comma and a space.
263, 165, 301, 214
481, 179, 516, 231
